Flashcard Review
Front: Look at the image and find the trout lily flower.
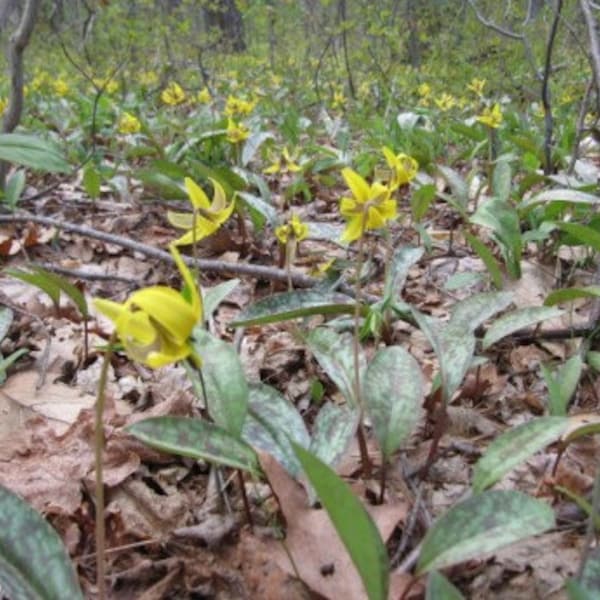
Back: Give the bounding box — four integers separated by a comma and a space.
339, 168, 396, 243
168, 177, 235, 246
93, 245, 202, 368
275, 214, 308, 245
381, 147, 418, 190
476, 103, 503, 129
118, 112, 141, 134
161, 81, 186, 106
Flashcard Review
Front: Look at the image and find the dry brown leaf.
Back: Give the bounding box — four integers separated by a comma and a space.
260, 453, 408, 600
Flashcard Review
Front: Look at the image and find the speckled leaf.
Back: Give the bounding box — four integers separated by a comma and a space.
305, 328, 365, 407
192, 329, 248, 437
472, 417, 568, 493
310, 402, 358, 467
203, 279, 240, 319
382, 246, 424, 304
0, 308, 13, 342
567, 546, 600, 598
416, 490, 555, 574
426, 571, 465, 600
412, 309, 475, 403
0, 133, 70, 173
449, 291, 513, 332
483, 306, 564, 349
293, 444, 389, 600
231, 290, 357, 327
127, 417, 259, 475
0, 484, 83, 600
522, 189, 600, 209
242, 383, 310, 477
364, 346, 423, 460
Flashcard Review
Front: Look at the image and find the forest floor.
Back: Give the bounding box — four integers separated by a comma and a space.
0, 172, 597, 599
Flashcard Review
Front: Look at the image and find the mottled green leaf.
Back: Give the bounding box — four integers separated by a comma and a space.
241, 131, 274, 166
203, 279, 240, 319
492, 156, 512, 203
541, 355, 583, 416
472, 417, 569, 493
305, 327, 364, 407
0, 133, 70, 173
417, 490, 555, 574
127, 416, 259, 475
382, 246, 424, 305
310, 402, 358, 467
556, 222, 600, 252
426, 571, 465, 600
0, 483, 84, 599
0, 308, 13, 342
483, 306, 564, 349
364, 346, 423, 460
574, 546, 600, 598
231, 290, 358, 327
293, 444, 389, 600
449, 291, 513, 332
242, 383, 309, 477
236, 191, 278, 229
465, 232, 504, 289
522, 189, 600, 209
192, 330, 248, 437
437, 165, 469, 207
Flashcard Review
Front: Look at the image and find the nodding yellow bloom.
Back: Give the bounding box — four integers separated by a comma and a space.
226, 118, 250, 144
332, 90, 346, 110
118, 112, 141, 134
161, 81, 186, 106
224, 95, 255, 116
139, 71, 159, 87
275, 214, 309, 245
263, 147, 301, 175
381, 147, 418, 190
434, 93, 457, 111
476, 103, 503, 129
168, 177, 235, 246
339, 168, 397, 243
93, 245, 202, 368
53, 79, 70, 97
467, 78, 486, 97
92, 78, 119, 94
197, 87, 212, 104
417, 83, 431, 98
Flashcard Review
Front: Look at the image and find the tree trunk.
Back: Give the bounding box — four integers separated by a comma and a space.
203, 0, 245, 53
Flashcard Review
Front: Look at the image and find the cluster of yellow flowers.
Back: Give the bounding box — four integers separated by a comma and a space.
118, 112, 141, 134
224, 95, 255, 117
476, 103, 502, 129
263, 147, 301, 175
226, 118, 250, 144
92, 77, 119, 95
339, 148, 418, 243
275, 214, 308, 245
161, 81, 186, 106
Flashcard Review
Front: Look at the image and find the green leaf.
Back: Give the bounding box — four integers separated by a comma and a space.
522, 189, 600, 209
472, 417, 569, 493
305, 327, 364, 407
242, 383, 310, 478
541, 355, 583, 416
492, 156, 512, 203
412, 309, 475, 403
566, 547, 600, 599
0, 483, 84, 599
293, 444, 389, 600
556, 222, 600, 252
416, 490, 555, 574
364, 346, 423, 461
483, 306, 564, 349
236, 191, 278, 229
449, 291, 513, 332
381, 246, 424, 307
83, 164, 101, 199
545, 286, 600, 306
6, 269, 61, 308
127, 416, 259, 475
411, 184, 436, 222
192, 329, 248, 437
0, 133, 70, 173
444, 272, 484, 291
0, 348, 29, 384
242, 131, 274, 166
437, 165, 469, 209
0, 307, 13, 342
231, 290, 358, 327
586, 351, 600, 372
465, 232, 504, 289
426, 571, 465, 600
203, 279, 240, 320
310, 402, 358, 467
4, 169, 25, 209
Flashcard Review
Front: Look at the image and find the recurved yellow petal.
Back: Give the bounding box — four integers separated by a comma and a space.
185, 177, 210, 210
341, 168, 370, 204
341, 216, 365, 243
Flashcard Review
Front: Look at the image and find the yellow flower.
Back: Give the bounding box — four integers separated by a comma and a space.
53, 79, 69, 97
339, 168, 397, 243
332, 90, 346, 110
92, 77, 119, 94
263, 147, 301, 175
476, 103, 502, 128
31, 72, 48, 92
168, 177, 236, 246
224, 95, 255, 116
0, 97, 8, 115
197, 87, 212, 104
226, 118, 250, 144
93, 245, 202, 368
139, 71, 159, 87
161, 81, 186, 106
467, 78, 486, 97
275, 214, 309, 245
417, 82, 431, 97
434, 93, 457, 111
381, 147, 418, 190
118, 112, 141, 134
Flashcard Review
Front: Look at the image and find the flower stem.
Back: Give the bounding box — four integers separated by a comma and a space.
94, 333, 115, 600
352, 230, 372, 478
